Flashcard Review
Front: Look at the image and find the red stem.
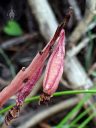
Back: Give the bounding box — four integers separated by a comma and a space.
0, 7, 72, 107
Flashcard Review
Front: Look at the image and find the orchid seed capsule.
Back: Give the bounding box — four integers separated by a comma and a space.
40, 29, 65, 103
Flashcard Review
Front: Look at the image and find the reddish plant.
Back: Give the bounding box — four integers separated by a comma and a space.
5, 28, 65, 125
4, 27, 64, 125
0, 8, 72, 125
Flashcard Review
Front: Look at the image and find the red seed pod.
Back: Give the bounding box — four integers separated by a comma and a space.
40, 29, 65, 103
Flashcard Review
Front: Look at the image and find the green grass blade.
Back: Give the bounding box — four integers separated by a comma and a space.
56, 94, 90, 128
85, 31, 93, 70
70, 103, 96, 126
78, 112, 96, 128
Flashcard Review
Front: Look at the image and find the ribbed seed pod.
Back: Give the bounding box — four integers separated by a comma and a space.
40, 29, 65, 103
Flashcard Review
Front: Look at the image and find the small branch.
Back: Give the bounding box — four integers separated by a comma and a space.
67, 35, 96, 57
89, 63, 96, 75
64, 56, 93, 89
28, 0, 58, 41
86, 0, 96, 14
69, 0, 96, 46
68, 0, 82, 21
86, 21, 96, 32
0, 33, 37, 49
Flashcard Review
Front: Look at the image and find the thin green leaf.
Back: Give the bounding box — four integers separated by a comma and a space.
85, 31, 93, 70
78, 112, 96, 128
56, 94, 90, 128
70, 102, 96, 126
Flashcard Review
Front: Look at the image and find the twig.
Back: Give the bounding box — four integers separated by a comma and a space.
28, 0, 58, 41
39, 123, 51, 128
86, 21, 96, 32
67, 35, 96, 57
68, 0, 82, 21
0, 33, 37, 49
60, 78, 73, 89
69, 0, 96, 46
64, 56, 92, 89
86, 0, 96, 14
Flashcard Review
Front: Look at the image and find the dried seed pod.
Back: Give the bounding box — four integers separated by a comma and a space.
40, 29, 65, 103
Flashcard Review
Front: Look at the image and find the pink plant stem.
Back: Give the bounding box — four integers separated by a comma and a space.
0, 69, 26, 107
0, 8, 72, 107
17, 65, 44, 105
0, 25, 62, 107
